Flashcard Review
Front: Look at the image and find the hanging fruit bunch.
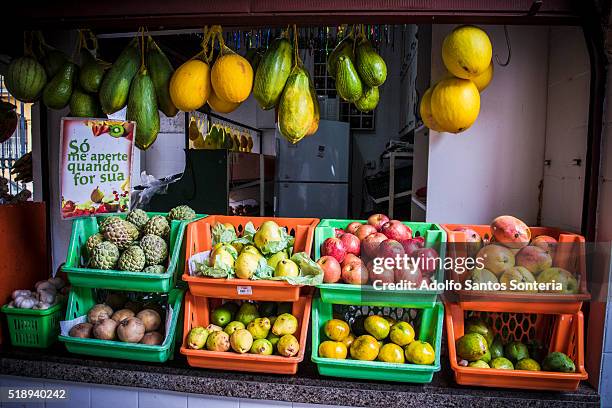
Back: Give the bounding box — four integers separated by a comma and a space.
420, 25, 493, 134
126, 29, 161, 150
271, 25, 319, 143
4, 32, 48, 104
327, 26, 387, 112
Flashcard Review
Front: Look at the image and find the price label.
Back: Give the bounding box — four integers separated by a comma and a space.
237, 286, 253, 295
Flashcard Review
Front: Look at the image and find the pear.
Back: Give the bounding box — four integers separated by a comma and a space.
267, 251, 288, 269
277, 334, 300, 357
254, 221, 282, 252
224, 321, 246, 335
235, 302, 260, 326
187, 327, 209, 350
242, 245, 262, 258
205, 330, 230, 352
267, 332, 281, 351
235, 252, 261, 279
272, 313, 298, 336
275, 259, 299, 278
250, 338, 274, 355
230, 329, 253, 354
247, 317, 271, 340
209, 244, 236, 268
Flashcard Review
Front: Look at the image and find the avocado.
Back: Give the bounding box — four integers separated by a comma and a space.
464, 317, 494, 346
504, 341, 529, 363
42, 62, 77, 109
542, 351, 576, 373
456, 332, 489, 362
489, 336, 504, 359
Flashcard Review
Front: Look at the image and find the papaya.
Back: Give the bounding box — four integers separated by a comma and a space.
253, 37, 293, 110
246, 48, 265, 75
327, 34, 354, 78
306, 71, 319, 136
355, 37, 387, 87
69, 87, 105, 118
79, 49, 109, 94
170, 59, 211, 112
99, 37, 141, 114
354, 86, 379, 112
5, 57, 47, 103
42, 61, 77, 110
127, 68, 160, 150
278, 65, 314, 144
211, 46, 253, 103
147, 36, 178, 118
336, 56, 363, 103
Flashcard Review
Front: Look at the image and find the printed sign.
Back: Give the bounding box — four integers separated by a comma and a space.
60, 118, 135, 219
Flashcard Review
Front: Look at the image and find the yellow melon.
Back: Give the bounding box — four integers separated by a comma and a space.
211, 51, 253, 103
169, 59, 211, 112
430, 78, 480, 133
419, 86, 447, 132
442, 25, 492, 79
471, 62, 494, 92
207, 88, 240, 113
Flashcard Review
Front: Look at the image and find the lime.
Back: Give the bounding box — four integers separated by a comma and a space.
211, 307, 232, 328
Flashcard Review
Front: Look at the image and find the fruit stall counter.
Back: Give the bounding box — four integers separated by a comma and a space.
0, 346, 598, 408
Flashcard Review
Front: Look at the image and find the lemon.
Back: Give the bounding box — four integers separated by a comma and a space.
431, 78, 480, 133
404, 340, 436, 365
419, 87, 447, 132
442, 25, 492, 79
471, 62, 493, 92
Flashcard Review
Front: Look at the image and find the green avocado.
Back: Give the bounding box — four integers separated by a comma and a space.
542, 351, 576, 373
456, 332, 489, 362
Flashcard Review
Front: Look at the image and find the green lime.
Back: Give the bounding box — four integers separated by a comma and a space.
211, 307, 232, 328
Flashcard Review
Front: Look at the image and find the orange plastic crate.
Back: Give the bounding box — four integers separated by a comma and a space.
441, 224, 589, 314
445, 302, 588, 391
182, 215, 319, 301
180, 290, 312, 374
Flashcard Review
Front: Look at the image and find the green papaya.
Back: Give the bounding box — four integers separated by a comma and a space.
278, 66, 314, 144
43, 62, 77, 109
355, 37, 387, 87
99, 38, 140, 114
327, 34, 354, 78
306, 70, 319, 136
79, 49, 109, 94
354, 86, 379, 112
336, 55, 363, 103
127, 68, 160, 150
146, 36, 178, 118
253, 37, 293, 110
5, 56, 47, 103
69, 87, 105, 118
41, 48, 68, 79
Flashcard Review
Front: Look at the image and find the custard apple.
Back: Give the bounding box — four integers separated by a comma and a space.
143, 265, 166, 274
140, 234, 168, 266
168, 205, 196, 221
85, 233, 104, 255
90, 241, 120, 270
103, 219, 139, 249
98, 216, 122, 233
143, 215, 170, 238
126, 209, 149, 231
118, 246, 146, 271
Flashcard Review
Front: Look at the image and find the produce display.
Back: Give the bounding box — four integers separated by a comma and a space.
315, 213, 438, 287
82, 206, 195, 273
318, 314, 435, 365
190, 220, 322, 284
327, 26, 387, 112
189, 120, 254, 152
454, 316, 576, 373
420, 25, 492, 133
453, 215, 579, 294
186, 300, 300, 357
67, 292, 169, 346
5, 277, 67, 310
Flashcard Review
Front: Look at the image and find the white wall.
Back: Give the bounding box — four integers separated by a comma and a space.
426, 25, 550, 225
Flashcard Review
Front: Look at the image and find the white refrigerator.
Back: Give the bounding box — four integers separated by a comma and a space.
275, 120, 350, 218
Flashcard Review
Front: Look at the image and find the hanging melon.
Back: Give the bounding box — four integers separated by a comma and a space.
207, 88, 240, 113
211, 32, 253, 104
442, 25, 492, 79
430, 78, 480, 133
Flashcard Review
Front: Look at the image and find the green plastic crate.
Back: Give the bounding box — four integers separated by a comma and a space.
310, 297, 443, 383
314, 219, 447, 308
1, 302, 64, 348
63, 212, 204, 293
58, 287, 184, 363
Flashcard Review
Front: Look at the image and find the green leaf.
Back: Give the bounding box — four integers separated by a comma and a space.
252, 257, 274, 280
266, 252, 324, 286
259, 226, 295, 255
212, 223, 238, 245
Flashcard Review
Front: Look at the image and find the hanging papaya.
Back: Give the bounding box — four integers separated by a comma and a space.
169, 59, 211, 112
147, 36, 178, 117
208, 88, 240, 113
253, 37, 292, 110
327, 33, 354, 78
336, 55, 363, 103
79, 49, 110, 94
306, 71, 320, 136
278, 65, 314, 144
69, 87, 105, 118
42, 61, 77, 110
354, 86, 379, 112
355, 36, 387, 87
127, 67, 160, 150
5, 56, 47, 103
99, 37, 141, 114
211, 44, 253, 104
